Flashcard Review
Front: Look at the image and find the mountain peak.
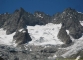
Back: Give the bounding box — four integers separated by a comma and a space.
14, 7, 25, 13
63, 7, 76, 13
19, 7, 25, 12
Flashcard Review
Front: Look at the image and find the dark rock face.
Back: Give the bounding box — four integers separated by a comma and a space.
34, 11, 51, 24
0, 57, 4, 60
3, 8, 27, 34
51, 12, 61, 24
57, 28, 72, 44
61, 8, 83, 39
40, 47, 57, 53
0, 13, 11, 28
13, 29, 31, 45
52, 8, 83, 39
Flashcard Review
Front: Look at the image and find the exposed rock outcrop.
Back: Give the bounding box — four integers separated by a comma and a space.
53, 8, 83, 39
3, 8, 27, 34
0, 57, 4, 60
57, 28, 72, 44
13, 28, 31, 45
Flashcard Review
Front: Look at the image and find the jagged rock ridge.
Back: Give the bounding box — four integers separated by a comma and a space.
0, 7, 83, 45
0, 7, 83, 60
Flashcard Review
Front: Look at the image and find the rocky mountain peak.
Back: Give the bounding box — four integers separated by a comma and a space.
64, 7, 76, 13
19, 7, 25, 12
14, 7, 25, 13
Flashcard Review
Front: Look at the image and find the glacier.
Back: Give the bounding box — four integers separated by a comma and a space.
27, 23, 63, 45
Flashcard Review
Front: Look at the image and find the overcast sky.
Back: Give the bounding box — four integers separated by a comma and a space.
0, 0, 83, 15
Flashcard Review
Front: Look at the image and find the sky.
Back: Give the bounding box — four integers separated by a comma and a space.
0, 0, 83, 15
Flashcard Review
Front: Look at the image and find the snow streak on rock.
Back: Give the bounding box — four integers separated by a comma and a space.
27, 23, 63, 45
80, 21, 83, 26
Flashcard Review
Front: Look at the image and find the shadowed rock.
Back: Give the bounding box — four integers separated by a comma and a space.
53, 8, 83, 39
57, 28, 72, 44
13, 28, 31, 45
0, 57, 4, 60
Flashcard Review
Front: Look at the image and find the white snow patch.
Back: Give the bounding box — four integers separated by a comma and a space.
62, 36, 83, 58
36, 13, 43, 18
77, 11, 83, 14
53, 54, 57, 58
75, 56, 80, 60
12, 40, 17, 47
44, 45, 50, 48
80, 21, 83, 26
27, 23, 63, 46
0, 28, 16, 46
24, 46, 28, 50
54, 18, 56, 20
30, 49, 32, 51
22, 31, 26, 33
48, 55, 57, 60
19, 29, 23, 32
66, 30, 69, 35
70, 17, 72, 18
19, 29, 26, 33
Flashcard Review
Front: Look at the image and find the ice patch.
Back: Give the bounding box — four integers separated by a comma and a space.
27, 23, 63, 45
79, 21, 83, 26
19, 29, 23, 32
0, 28, 16, 46
19, 29, 26, 33
66, 30, 69, 35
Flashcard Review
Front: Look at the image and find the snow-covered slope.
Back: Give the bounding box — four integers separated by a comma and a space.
0, 28, 16, 46
0, 23, 63, 46
27, 23, 63, 45
61, 35, 83, 58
